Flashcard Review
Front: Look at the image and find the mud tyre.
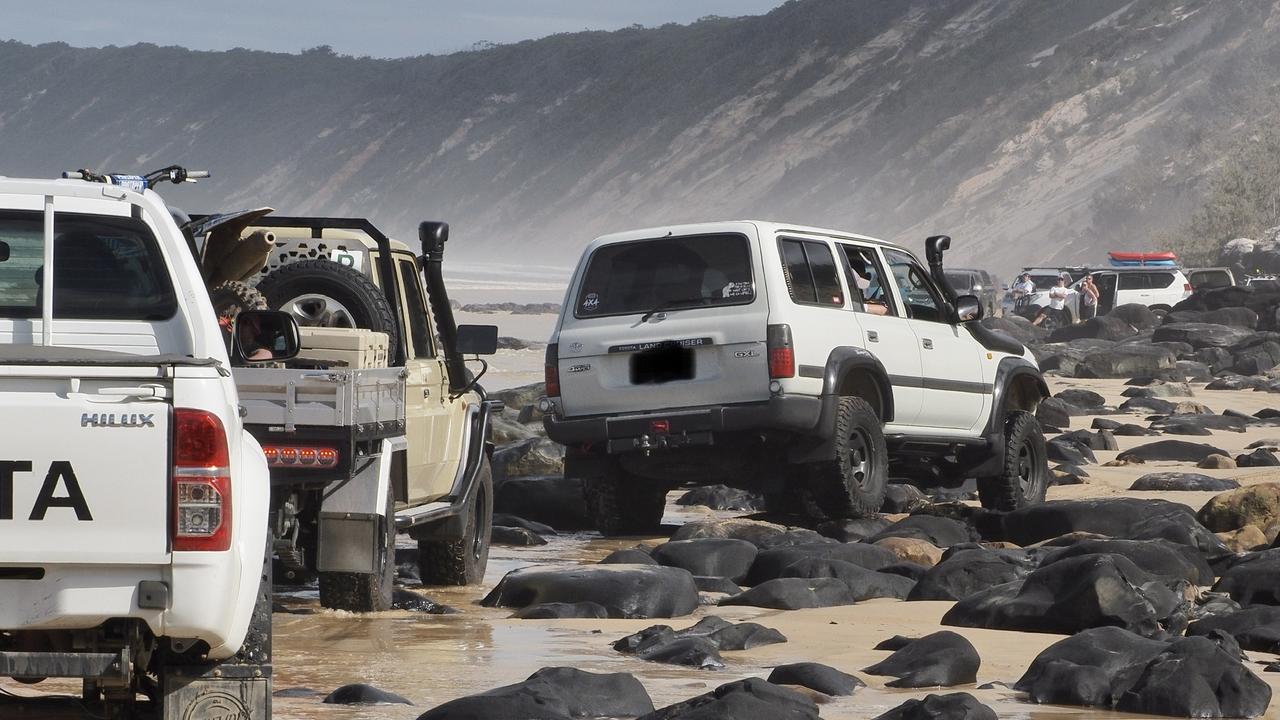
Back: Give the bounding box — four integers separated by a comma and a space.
805, 397, 888, 519
318, 490, 395, 612
575, 452, 666, 537
255, 259, 400, 359
209, 280, 268, 351
977, 410, 1050, 511
418, 456, 493, 586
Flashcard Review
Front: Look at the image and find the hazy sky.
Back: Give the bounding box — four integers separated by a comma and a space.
2, 1, 787, 57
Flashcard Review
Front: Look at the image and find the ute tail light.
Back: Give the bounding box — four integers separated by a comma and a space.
172, 409, 231, 552
545, 343, 561, 397
262, 444, 339, 468
767, 324, 795, 379
1184, 282, 1193, 293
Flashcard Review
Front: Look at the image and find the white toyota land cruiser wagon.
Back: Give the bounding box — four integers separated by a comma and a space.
543, 221, 1051, 535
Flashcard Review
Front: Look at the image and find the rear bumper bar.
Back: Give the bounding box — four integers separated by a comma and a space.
0, 650, 128, 681
544, 394, 824, 449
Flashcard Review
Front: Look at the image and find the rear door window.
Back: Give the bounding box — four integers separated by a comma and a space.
575, 233, 754, 318
0, 211, 177, 320
840, 244, 898, 316
779, 238, 844, 308
1147, 272, 1176, 289
1118, 273, 1148, 291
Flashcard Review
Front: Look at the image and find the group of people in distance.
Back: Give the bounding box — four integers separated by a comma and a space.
1011, 271, 1100, 326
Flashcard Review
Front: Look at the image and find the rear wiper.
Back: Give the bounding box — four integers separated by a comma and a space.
639, 297, 709, 323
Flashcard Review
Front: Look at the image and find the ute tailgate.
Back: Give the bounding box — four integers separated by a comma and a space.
0, 366, 172, 565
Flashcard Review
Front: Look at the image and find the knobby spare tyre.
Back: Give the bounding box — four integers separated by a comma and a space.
209, 280, 268, 351
255, 259, 401, 359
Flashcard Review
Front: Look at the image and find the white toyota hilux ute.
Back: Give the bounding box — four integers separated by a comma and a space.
543, 221, 1051, 535
0, 177, 273, 718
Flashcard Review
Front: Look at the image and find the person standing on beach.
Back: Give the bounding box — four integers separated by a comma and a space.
1079, 274, 1100, 321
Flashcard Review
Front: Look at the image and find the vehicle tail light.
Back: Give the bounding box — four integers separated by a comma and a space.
767, 324, 795, 379
173, 409, 231, 552
545, 343, 561, 397
650, 419, 670, 434
1184, 282, 1193, 293
262, 444, 339, 469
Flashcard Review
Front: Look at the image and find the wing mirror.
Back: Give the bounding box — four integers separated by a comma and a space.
233, 310, 300, 363
955, 294, 983, 323
456, 324, 499, 355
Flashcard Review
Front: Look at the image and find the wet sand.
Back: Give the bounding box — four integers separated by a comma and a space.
7, 377, 1280, 719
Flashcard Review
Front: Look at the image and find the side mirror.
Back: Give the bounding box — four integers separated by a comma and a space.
0, 241, 9, 262
456, 324, 499, 355
233, 310, 300, 363
955, 294, 983, 323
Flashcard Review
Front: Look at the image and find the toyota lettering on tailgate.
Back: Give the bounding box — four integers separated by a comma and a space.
608, 337, 713, 353
0, 461, 93, 521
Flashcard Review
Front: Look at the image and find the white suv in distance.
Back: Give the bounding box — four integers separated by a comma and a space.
542, 221, 1051, 535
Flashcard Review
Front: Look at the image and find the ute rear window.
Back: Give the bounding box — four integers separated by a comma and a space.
574, 234, 754, 318
0, 211, 177, 320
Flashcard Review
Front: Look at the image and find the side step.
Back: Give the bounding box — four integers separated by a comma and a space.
0, 650, 128, 681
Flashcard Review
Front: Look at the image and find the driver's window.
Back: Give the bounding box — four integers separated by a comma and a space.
882, 248, 945, 323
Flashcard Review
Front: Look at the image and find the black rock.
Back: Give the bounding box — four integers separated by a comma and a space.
492, 525, 549, 546
1046, 438, 1093, 465
1053, 463, 1091, 477
1207, 375, 1270, 391
1118, 396, 1177, 414
746, 542, 897, 585
391, 589, 456, 614
669, 519, 832, 549
882, 483, 930, 513
872, 515, 973, 547
1048, 315, 1138, 342
1112, 303, 1162, 330
675, 484, 765, 511
652, 538, 758, 584
600, 549, 658, 565
694, 576, 743, 594
1014, 626, 1169, 707
879, 562, 932, 582
1214, 555, 1280, 606
720, 577, 857, 610
1153, 323, 1255, 349
768, 662, 864, 696
481, 564, 700, 619
1237, 448, 1280, 467
998, 498, 1229, 558
324, 684, 413, 705
874, 635, 916, 651
778, 558, 916, 600
1112, 423, 1161, 436
942, 553, 1184, 639
1056, 388, 1106, 409
493, 475, 591, 531
872, 693, 997, 720
1040, 538, 1214, 585
1118, 636, 1272, 718
512, 602, 613, 619
907, 547, 1037, 602
637, 678, 818, 720
1035, 397, 1074, 429
1188, 606, 1280, 653
1151, 414, 1248, 435
1117, 440, 1230, 463
863, 631, 980, 688
1092, 417, 1122, 430
417, 667, 655, 720
492, 514, 557, 535
637, 635, 725, 669
1076, 345, 1177, 379
1130, 472, 1241, 492
818, 517, 892, 542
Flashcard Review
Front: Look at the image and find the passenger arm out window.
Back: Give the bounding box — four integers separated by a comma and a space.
882, 249, 947, 323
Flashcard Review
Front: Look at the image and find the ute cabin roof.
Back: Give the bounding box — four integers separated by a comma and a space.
584, 220, 893, 253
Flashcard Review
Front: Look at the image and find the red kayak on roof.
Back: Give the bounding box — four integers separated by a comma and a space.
1108, 251, 1178, 262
